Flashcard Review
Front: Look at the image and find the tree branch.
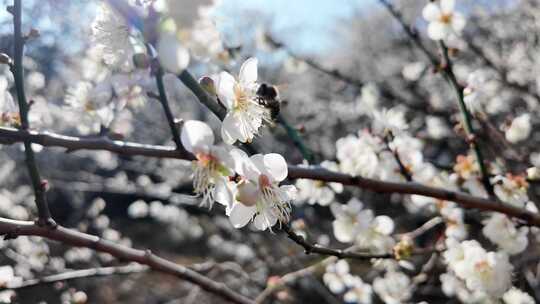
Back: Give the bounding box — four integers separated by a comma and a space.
10, 0, 55, 226
1, 126, 539, 226
377, 0, 495, 198
3, 264, 148, 290
0, 217, 254, 304
154, 65, 187, 154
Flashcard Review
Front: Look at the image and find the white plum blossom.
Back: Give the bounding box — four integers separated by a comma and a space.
371, 107, 408, 135
323, 260, 351, 294
440, 272, 489, 303
217, 58, 271, 144
422, 0, 466, 41
336, 131, 382, 178
181, 120, 235, 209
227, 151, 297, 231
157, 33, 190, 74
492, 175, 529, 208
463, 71, 487, 113
482, 213, 528, 255
503, 288, 535, 304
330, 198, 395, 254
91, 3, 134, 69
0, 266, 22, 288
443, 239, 513, 298
343, 276, 373, 304
0, 76, 18, 127
505, 113, 531, 143
295, 161, 343, 206
372, 271, 412, 304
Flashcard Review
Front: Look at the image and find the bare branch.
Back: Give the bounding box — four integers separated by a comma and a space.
377, 0, 496, 198
3, 264, 148, 290
9, 0, 55, 226
0, 217, 254, 304
1, 126, 539, 226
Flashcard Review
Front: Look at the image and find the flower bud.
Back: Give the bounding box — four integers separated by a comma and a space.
199, 76, 216, 96
0, 53, 12, 65
393, 238, 413, 260
132, 53, 150, 69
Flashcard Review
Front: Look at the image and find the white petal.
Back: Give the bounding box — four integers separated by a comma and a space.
427, 22, 449, 40
181, 120, 214, 153
217, 71, 237, 109
229, 148, 250, 175
254, 209, 277, 230
236, 182, 259, 206
422, 3, 442, 22
221, 113, 246, 145
157, 33, 190, 74
215, 179, 234, 212
229, 203, 256, 228
279, 185, 297, 201
263, 153, 288, 182
441, 0, 455, 14
239, 57, 258, 86
452, 13, 466, 33
374, 216, 395, 235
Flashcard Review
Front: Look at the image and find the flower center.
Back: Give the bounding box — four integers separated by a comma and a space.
439, 13, 453, 24
233, 84, 250, 111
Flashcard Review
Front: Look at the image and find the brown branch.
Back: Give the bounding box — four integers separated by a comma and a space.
3, 264, 148, 290
154, 65, 188, 155
281, 224, 394, 260
9, 0, 54, 226
0, 217, 254, 304
377, 0, 495, 199
1, 126, 539, 226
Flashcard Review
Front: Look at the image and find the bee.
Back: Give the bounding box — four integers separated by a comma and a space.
256, 83, 281, 121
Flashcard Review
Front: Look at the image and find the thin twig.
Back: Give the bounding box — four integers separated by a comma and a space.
154, 65, 187, 154
0, 217, 254, 304
10, 0, 55, 226
282, 224, 415, 260
3, 264, 148, 290
377, 0, 495, 198
1, 126, 540, 226
276, 115, 314, 162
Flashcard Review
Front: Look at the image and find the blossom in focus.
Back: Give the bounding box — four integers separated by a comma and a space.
373, 271, 412, 304
157, 33, 190, 74
91, 3, 135, 70
505, 113, 531, 143
295, 161, 343, 206
227, 150, 296, 231
422, 0, 466, 40
217, 58, 271, 144
181, 120, 235, 209
482, 213, 528, 255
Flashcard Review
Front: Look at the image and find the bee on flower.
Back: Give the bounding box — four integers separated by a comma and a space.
181, 120, 236, 209
217, 57, 272, 145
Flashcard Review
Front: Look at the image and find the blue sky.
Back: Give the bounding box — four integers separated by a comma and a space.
217, 0, 364, 54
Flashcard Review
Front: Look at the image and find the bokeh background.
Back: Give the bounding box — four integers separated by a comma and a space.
0, 0, 539, 303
